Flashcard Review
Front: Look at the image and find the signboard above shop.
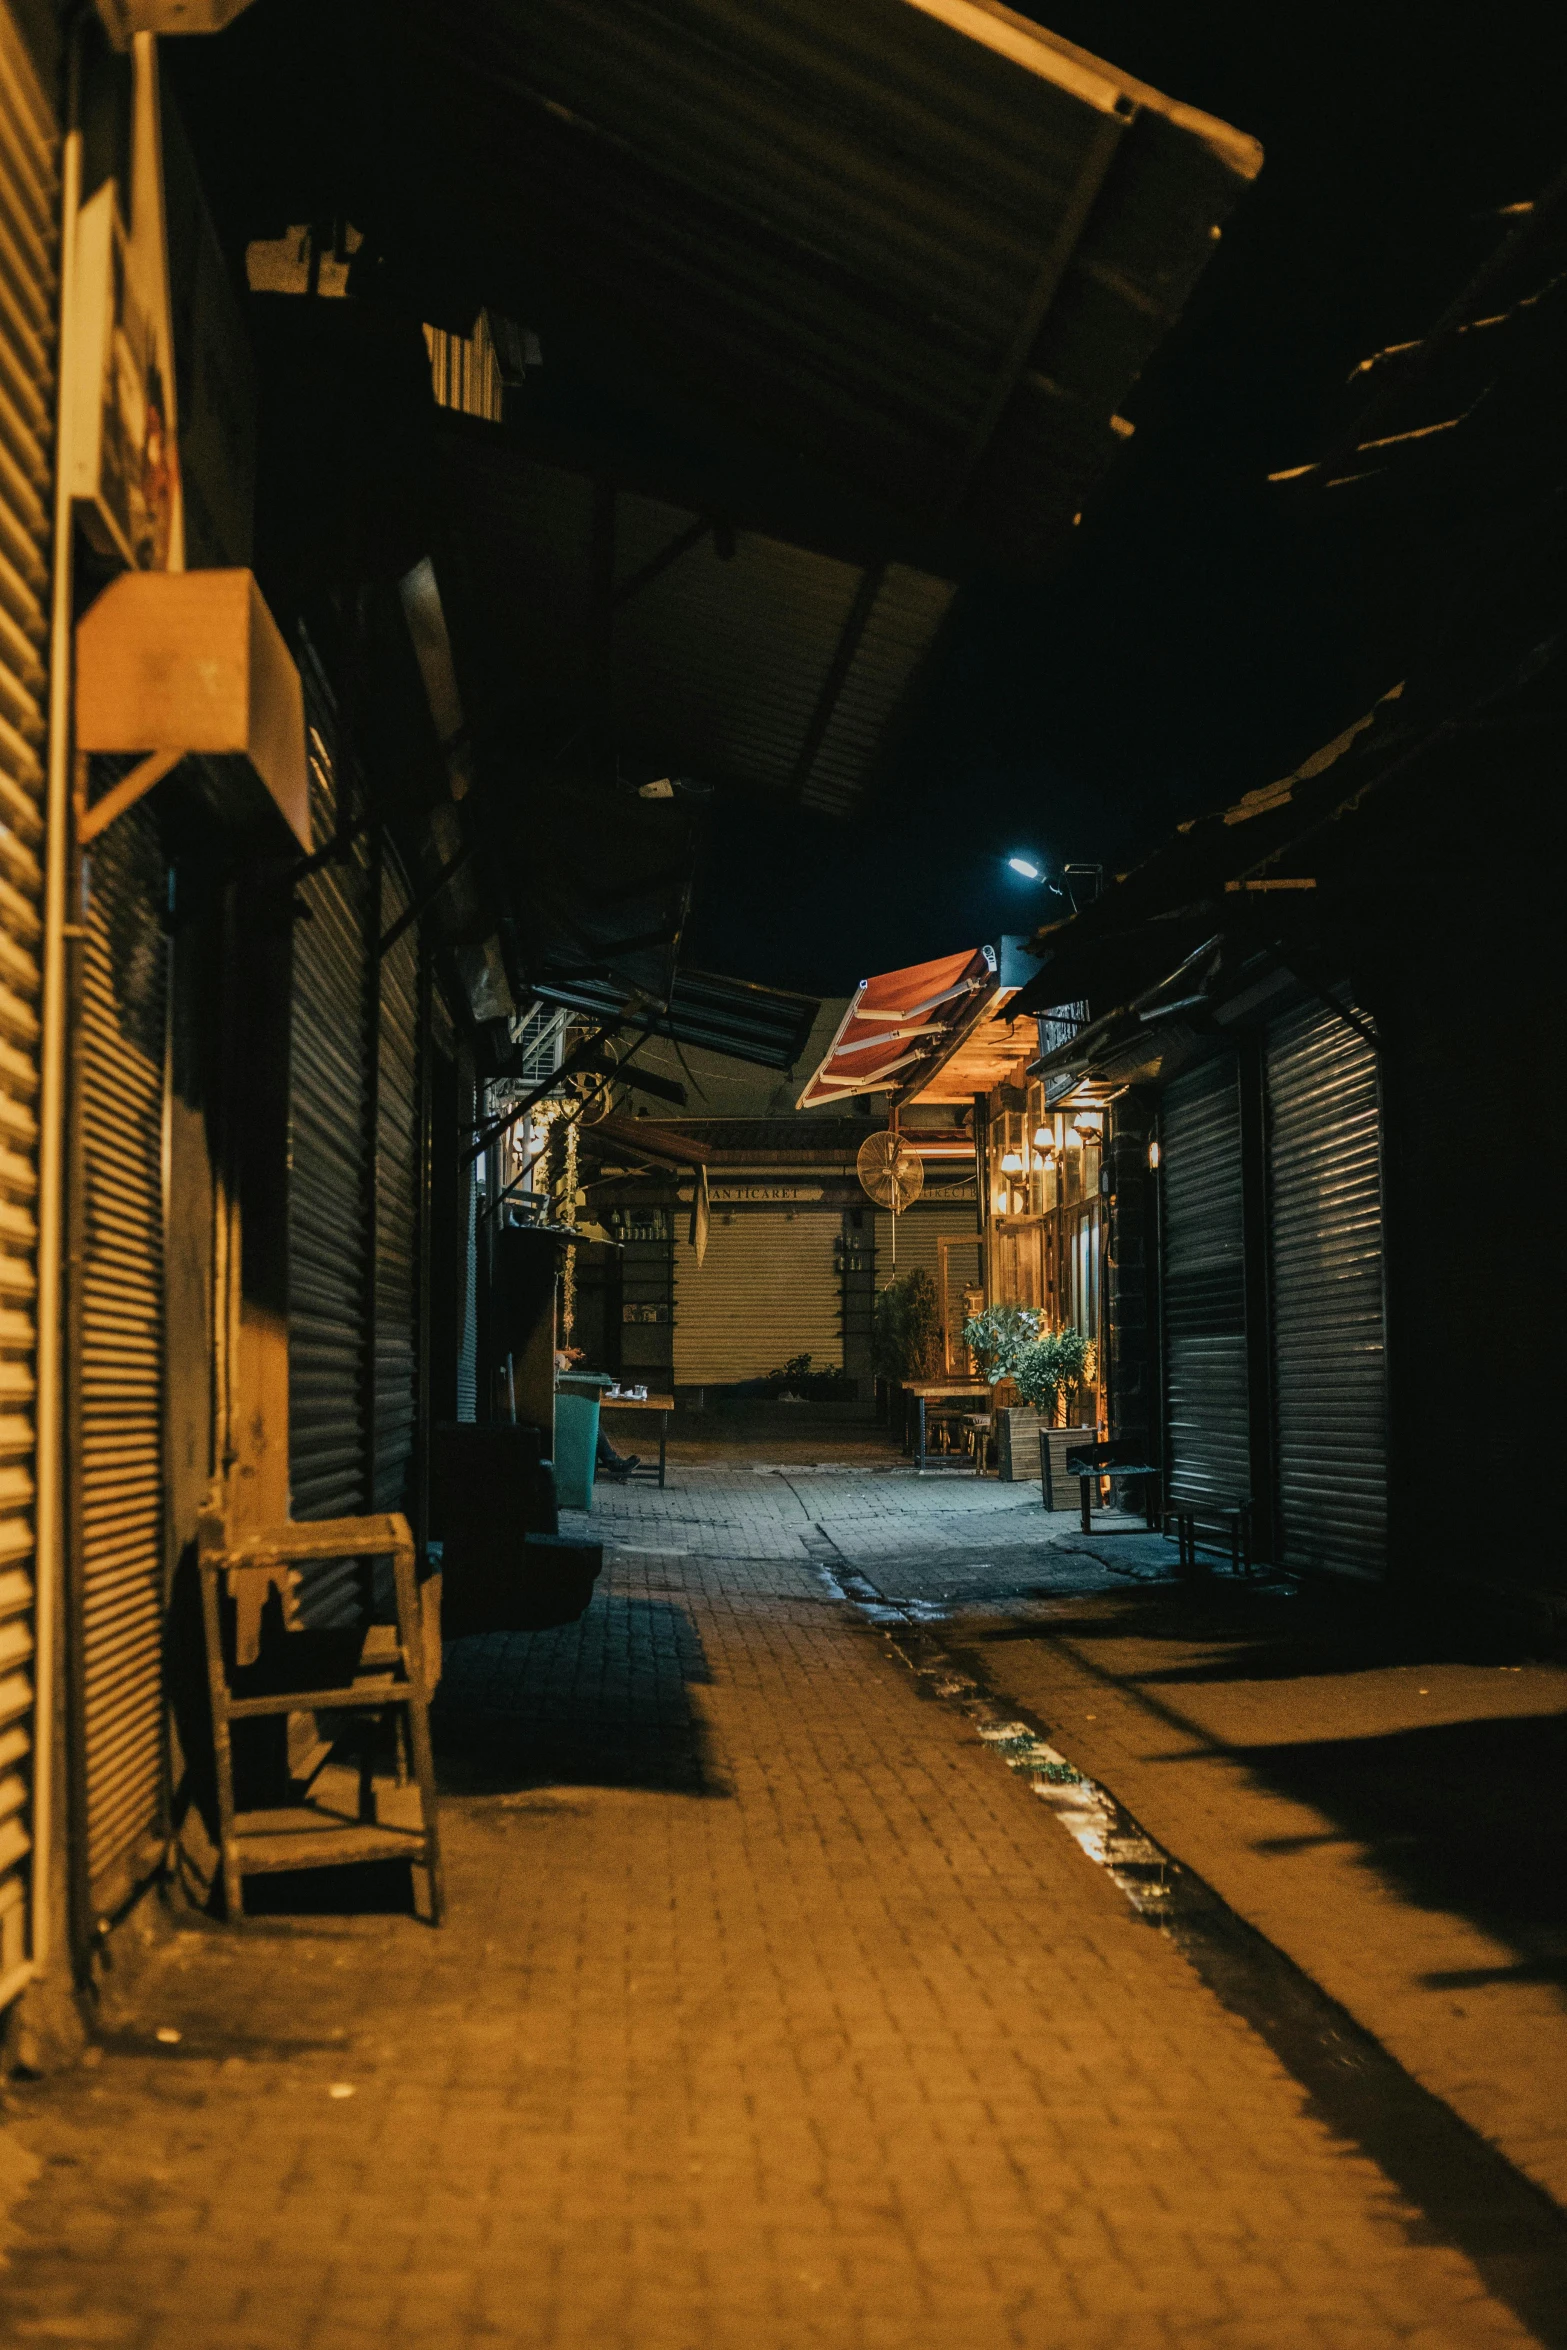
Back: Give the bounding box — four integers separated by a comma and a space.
677, 1183, 825, 1205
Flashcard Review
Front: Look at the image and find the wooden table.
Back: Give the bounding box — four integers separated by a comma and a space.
599, 1393, 675, 1488
901, 1381, 992, 1473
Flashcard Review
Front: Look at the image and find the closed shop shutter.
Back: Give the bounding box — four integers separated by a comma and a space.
873, 1200, 978, 1291
78, 808, 167, 1912
1266, 999, 1387, 1578
455, 1041, 478, 1421
287, 665, 371, 1621
374, 860, 418, 1510
1161, 1056, 1249, 1507
0, 8, 54, 1991
874, 1201, 981, 1364
674, 1211, 841, 1384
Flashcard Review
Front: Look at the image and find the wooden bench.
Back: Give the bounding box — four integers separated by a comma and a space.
1063, 1438, 1162, 1534
1166, 1499, 1254, 1576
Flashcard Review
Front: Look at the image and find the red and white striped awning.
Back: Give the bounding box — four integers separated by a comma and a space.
796, 947, 997, 1110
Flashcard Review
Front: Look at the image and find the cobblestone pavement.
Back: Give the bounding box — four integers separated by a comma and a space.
0, 1458, 1551, 2348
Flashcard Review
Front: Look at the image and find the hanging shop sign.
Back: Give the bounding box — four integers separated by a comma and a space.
67, 34, 184, 571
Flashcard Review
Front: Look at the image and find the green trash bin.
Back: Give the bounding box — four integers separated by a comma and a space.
554, 1373, 616, 1511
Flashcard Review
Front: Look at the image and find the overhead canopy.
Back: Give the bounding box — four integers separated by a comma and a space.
407, 0, 1260, 574
180, 0, 1261, 578
1011, 682, 1419, 1021
906, 997, 1040, 1102
580, 1111, 713, 1168
797, 947, 996, 1108
534, 965, 822, 1073
434, 418, 956, 819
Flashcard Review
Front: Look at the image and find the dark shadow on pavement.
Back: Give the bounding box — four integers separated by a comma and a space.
1232, 1710, 1567, 1990
432, 1593, 723, 1797
990, 1573, 1551, 1688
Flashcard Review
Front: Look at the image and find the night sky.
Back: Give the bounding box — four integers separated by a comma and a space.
683, 0, 1567, 996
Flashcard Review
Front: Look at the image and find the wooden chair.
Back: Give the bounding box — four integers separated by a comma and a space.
195, 1486, 444, 1925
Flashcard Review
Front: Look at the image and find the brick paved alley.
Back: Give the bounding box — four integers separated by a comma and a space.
0, 1443, 1560, 2350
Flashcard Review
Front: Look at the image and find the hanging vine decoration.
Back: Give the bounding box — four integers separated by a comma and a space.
560, 1113, 580, 1338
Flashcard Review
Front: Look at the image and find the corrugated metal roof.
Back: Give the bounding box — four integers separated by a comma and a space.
434, 419, 955, 816
534, 966, 822, 1070
398, 0, 1260, 573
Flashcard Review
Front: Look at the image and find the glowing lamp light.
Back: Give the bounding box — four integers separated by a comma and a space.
1007, 855, 1042, 880
1032, 1125, 1054, 1151
999, 1147, 1025, 1175
1072, 1111, 1102, 1142
1148, 1139, 1161, 1170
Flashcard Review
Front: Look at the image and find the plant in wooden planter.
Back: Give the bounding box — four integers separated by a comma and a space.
1014, 1327, 1094, 1426
961, 1305, 1041, 1387
874, 1269, 944, 1381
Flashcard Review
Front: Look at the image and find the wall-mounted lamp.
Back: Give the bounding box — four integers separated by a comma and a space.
999, 1147, 1025, 1175
1147, 1139, 1161, 1170
1032, 1125, 1054, 1152
1072, 1111, 1102, 1144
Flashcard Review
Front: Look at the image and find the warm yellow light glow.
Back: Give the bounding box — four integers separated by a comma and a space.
1000, 1148, 1024, 1175
1148, 1139, 1161, 1170
1032, 1125, 1053, 1149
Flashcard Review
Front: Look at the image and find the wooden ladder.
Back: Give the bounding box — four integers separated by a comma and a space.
196, 1493, 444, 1924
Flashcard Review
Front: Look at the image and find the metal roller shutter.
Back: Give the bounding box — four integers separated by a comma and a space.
1266, 1000, 1387, 1578
374, 860, 418, 1510
78, 807, 167, 1912
874, 1200, 982, 1366
287, 663, 371, 1622
872, 1200, 978, 1292
0, 6, 54, 1991
673, 1210, 841, 1384
1161, 1056, 1249, 1508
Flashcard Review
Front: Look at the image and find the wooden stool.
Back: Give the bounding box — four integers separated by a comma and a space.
196, 1489, 444, 1924
1166, 1500, 1254, 1576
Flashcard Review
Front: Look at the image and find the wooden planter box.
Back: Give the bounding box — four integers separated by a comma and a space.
995, 1407, 1096, 1500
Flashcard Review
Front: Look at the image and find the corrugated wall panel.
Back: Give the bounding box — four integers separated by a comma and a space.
287, 664, 371, 1623
374, 861, 418, 1510
79, 808, 166, 1909
1266, 1000, 1387, 1578
673, 1211, 841, 1384
1161, 1056, 1249, 1509
0, 0, 52, 1995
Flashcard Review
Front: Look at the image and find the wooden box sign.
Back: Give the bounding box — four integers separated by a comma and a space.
75, 569, 309, 851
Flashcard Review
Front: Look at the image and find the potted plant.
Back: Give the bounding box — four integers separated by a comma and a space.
875, 1268, 944, 1385
980, 1323, 1097, 1485
1013, 1327, 1094, 1427
960, 1305, 1040, 1399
